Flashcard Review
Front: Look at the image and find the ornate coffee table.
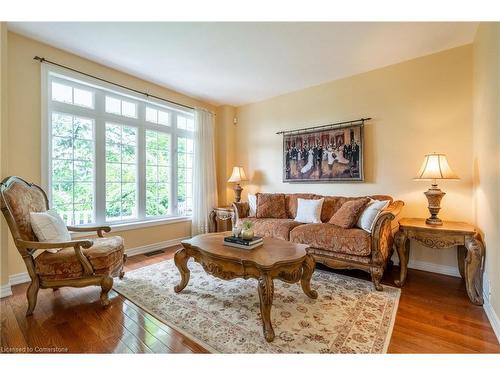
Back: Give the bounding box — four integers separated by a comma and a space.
174, 232, 318, 342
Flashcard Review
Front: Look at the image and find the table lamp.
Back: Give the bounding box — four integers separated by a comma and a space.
414, 153, 459, 225
227, 166, 247, 203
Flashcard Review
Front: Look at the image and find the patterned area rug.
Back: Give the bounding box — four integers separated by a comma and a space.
113, 259, 400, 353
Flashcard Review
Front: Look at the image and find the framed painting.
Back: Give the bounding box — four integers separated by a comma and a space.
282, 123, 364, 182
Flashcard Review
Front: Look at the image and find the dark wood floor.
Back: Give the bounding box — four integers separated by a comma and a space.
1, 245, 499, 353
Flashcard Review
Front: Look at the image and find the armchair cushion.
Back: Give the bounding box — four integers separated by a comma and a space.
30, 209, 71, 256
35, 236, 125, 280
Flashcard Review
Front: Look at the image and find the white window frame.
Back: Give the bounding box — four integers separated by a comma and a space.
41, 64, 194, 228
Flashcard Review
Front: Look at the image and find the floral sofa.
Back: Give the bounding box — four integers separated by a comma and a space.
232, 193, 404, 290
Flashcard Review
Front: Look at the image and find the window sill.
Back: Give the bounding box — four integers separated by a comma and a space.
70, 216, 191, 238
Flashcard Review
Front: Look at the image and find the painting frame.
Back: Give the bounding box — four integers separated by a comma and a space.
282, 123, 364, 183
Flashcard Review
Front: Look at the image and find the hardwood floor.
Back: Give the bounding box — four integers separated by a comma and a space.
1, 245, 499, 353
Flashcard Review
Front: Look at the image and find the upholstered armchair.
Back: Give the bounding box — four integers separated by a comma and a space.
0, 176, 127, 315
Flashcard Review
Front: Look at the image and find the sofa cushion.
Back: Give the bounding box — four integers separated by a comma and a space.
289, 223, 372, 256
237, 217, 304, 241
256, 193, 287, 219
285, 193, 320, 219
328, 197, 370, 228
35, 236, 125, 280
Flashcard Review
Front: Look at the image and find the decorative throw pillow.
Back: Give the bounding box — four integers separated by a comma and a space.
256, 193, 287, 219
30, 209, 71, 255
295, 198, 324, 223
328, 198, 371, 229
356, 199, 390, 233
248, 194, 257, 217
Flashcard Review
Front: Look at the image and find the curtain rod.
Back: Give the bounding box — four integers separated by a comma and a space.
276, 117, 371, 135
34, 56, 197, 111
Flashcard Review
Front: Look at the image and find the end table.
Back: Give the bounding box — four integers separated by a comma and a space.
394, 218, 485, 305
209, 206, 235, 233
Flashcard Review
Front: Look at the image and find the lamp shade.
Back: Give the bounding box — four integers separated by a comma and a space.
414, 153, 459, 180
227, 166, 247, 183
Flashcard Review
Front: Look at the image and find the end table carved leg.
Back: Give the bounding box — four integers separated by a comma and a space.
464, 234, 485, 305
301, 254, 318, 299
457, 245, 466, 279
258, 273, 275, 342
394, 230, 409, 287
174, 247, 191, 293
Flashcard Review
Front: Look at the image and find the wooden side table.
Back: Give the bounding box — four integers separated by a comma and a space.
394, 218, 485, 305
209, 206, 235, 233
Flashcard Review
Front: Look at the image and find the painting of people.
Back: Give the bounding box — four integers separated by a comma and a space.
283, 124, 363, 182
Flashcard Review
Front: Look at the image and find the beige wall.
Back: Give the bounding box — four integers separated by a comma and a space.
0, 23, 8, 286
4, 32, 217, 278
215, 105, 237, 205
236, 45, 474, 270
472, 23, 500, 320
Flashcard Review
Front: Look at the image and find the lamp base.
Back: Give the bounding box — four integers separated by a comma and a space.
424, 184, 445, 226
234, 184, 243, 203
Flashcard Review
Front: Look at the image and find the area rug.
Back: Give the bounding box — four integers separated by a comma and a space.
113, 259, 400, 353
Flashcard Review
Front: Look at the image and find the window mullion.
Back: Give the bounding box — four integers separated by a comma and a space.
137, 104, 146, 221
171, 115, 178, 216
94, 90, 106, 225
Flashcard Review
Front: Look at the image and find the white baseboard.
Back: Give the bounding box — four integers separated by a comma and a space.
407, 260, 461, 278
9, 272, 31, 286
483, 293, 500, 344
7, 236, 190, 287
0, 283, 12, 298
125, 237, 189, 257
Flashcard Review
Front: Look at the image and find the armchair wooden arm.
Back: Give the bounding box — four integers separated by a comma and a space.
16, 238, 95, 276
67, 225, 111, 238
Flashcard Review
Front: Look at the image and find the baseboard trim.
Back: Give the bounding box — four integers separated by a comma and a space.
7, 236, 191, 287
483, 294, 500, 344
125, 237, 189, 257
0, 283, 13, 298
407, 260, 461, 278
9, 272, 31, 286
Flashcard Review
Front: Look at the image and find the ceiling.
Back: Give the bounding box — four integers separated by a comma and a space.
8, 22, 478, 106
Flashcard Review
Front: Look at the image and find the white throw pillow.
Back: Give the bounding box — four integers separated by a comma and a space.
356, 199, 390, 233
248, 194, 257, 217
295, 198, 324, 224
30, 209, 71, 256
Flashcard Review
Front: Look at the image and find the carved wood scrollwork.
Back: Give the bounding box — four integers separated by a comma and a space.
409, 232, 463, 249
277, 266, 302, 283
199, 260, 238, 280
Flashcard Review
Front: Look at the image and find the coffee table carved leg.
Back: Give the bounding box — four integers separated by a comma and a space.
394, 230, 409, 287
301, 254, 318, 299
174, 248, 190, 293
258, 273, 275, 342
464, 234, 485, 305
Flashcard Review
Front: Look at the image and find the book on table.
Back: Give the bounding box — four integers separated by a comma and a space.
223, 241, 264, 250
224, 236, 263, 246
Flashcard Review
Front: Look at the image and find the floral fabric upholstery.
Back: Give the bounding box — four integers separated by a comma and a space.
1, 179, 48, 241
290, 223, 372, 256
256, 193, 287, 219
35, 236, 125, 280
236, 217, 304, 241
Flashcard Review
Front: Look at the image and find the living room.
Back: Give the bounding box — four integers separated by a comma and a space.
1, 0, 500, 371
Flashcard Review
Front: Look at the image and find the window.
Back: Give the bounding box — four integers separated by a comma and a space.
44, 68, 195, 226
